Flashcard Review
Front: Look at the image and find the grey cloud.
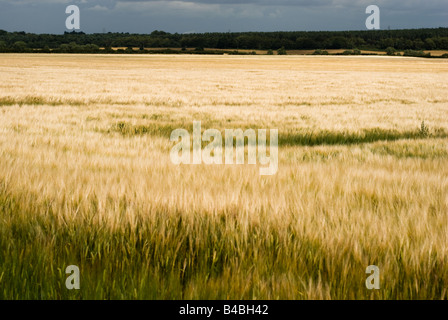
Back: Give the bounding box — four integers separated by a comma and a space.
0, 0, 446, 34
116, 0, 332, 6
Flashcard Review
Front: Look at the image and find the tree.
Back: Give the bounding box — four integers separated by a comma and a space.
277, 46, 287, 55
59, 44, 70, 53
331, 36, 348, 49
413, 39, 425, 50
0, 40, 7, 52
424, 38, 436, 50
13, 41, 28, 52
1, 28, 448, 53
385, 47, 396, 56
84, 44, 99, 53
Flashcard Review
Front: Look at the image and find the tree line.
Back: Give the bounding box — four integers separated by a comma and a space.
1, 28, 448, 54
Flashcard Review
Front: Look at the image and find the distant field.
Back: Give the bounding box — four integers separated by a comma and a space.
0, 54, 447, 299
110, 47, 448, 56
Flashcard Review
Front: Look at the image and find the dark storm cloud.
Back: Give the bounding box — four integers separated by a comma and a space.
116, 0, 329, 5
0, 0, 446, 34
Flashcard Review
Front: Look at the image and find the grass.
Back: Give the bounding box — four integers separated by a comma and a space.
108, 120, 448, 148
0, 54, 447, 299
109, 121, 180, 138
1, 185, 446, 299
279, 127, 447, 146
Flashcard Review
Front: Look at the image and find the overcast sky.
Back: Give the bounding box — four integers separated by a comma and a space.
0, 0, 447, 34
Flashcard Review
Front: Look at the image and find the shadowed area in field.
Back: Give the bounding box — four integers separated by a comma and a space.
0, 96, 183, 107
278, 128, 448, 147
1, 184, 446, 299
107, 121, 448, 147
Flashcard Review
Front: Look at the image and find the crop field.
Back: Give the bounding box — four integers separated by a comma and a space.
0, 54, 447, 299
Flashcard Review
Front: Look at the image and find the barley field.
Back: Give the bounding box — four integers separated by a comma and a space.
0, 54, 447, 299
